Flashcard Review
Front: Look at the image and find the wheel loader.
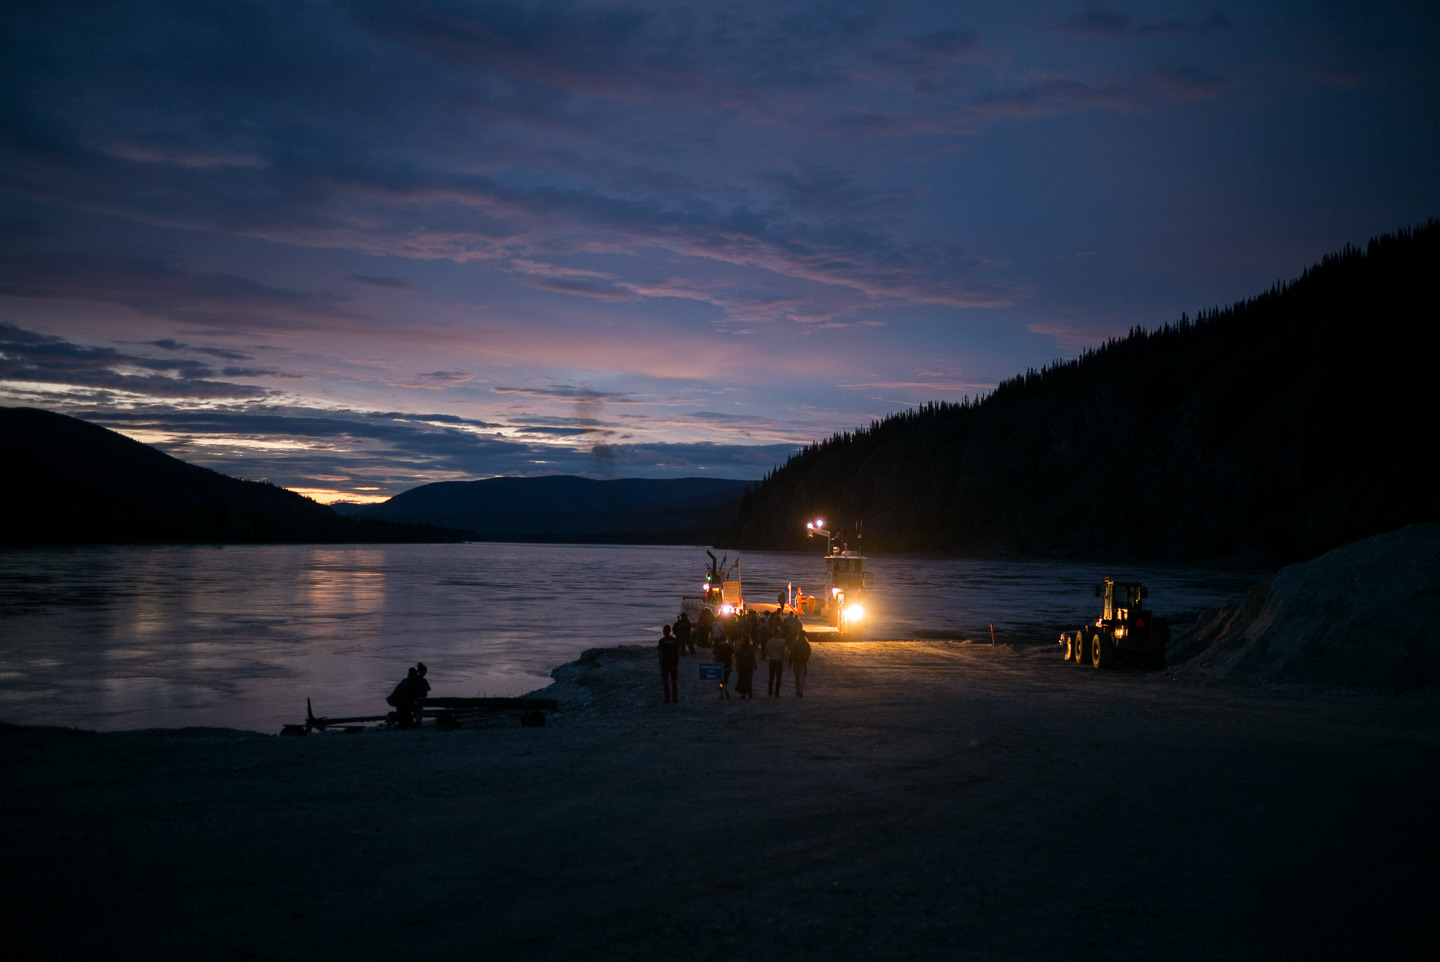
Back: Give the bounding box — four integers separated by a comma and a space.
1060, 578, 1169, 669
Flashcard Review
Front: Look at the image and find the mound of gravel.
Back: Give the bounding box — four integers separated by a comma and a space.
1169, 523, 1440, 694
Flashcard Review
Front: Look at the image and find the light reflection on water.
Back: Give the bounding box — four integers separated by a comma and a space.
0, 543, 1271, 732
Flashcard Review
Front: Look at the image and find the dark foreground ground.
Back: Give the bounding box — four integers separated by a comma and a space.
3, 641, 1436, 961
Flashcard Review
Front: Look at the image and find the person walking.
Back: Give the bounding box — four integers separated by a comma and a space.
764, 627, 786, 697
658, 624, 681, 703
789, 631, 812, 698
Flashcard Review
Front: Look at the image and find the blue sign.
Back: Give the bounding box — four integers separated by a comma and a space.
698, 662, 723, 681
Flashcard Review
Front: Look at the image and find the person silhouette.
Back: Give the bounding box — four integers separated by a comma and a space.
658, 624, 681, 703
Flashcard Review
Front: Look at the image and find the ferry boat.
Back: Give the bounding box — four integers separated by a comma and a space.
681, 550, 744, 620
680, 521, 873, 637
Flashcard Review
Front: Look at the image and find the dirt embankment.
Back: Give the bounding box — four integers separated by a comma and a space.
1167, 523, 1440, 694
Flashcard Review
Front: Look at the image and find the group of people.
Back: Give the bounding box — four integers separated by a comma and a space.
658, 605, 813, 703
384, 661, 430, 727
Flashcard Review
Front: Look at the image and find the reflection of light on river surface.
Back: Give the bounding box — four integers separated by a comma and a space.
298, 548, 388, 651
0, 544, 1272, 733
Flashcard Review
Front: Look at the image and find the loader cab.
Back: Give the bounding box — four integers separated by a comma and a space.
1096, 579, 1147, 623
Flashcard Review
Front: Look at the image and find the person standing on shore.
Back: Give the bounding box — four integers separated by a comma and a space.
674, 611, 694, 655
734, 635, 757, 699
658, 624, 681, 703
789, 631, 812, 698
713, 632, 733, 699
764, 627, 786, 697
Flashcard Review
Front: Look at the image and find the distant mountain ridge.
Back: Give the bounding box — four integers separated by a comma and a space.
0, 407, 458, 544
0, 407, 751, 545
357, 475, 751, 543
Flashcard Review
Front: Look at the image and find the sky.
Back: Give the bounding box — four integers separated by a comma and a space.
2, 1, 1437, 503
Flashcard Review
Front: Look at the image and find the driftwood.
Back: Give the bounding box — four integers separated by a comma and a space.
293, 695, 559, 734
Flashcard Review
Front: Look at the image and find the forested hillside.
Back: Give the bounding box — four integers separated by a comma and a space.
721, 222, 1439, 563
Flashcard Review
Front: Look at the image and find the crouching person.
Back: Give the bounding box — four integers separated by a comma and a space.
385, 663, 429, 728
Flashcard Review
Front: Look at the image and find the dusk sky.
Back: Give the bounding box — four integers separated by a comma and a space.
3, 1, 1436, 503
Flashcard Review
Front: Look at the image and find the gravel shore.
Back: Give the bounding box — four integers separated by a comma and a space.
3, 639, 1436, 961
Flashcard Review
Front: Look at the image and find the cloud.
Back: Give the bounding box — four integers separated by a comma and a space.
346, 274, 415, 290
0, 324, 272, 400
491, 384, 633, 402
1, 1, 1020, 324
1144, 64, 1229, 100
865, 25, 983, 94
404, 370, 475, 389
57, 404, 792, 495
0, 247, 362, 335
347, 0, 691, 101
1053, 7, 1232, 40
144, 339, 253, 362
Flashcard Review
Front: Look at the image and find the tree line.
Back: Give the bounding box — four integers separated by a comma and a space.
720, 220, 1440, 562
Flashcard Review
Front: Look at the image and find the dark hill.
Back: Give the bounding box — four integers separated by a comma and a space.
721, 221, 1440, 563
0, 407, 458, 544
359, 475, 751, 543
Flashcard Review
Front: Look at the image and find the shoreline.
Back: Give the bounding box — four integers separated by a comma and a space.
3, 628, 1436, 742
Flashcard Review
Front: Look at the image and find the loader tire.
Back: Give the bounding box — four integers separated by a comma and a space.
1092, 631, 1115, 669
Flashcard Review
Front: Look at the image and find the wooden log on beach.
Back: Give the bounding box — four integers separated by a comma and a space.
295, 695, 560, 733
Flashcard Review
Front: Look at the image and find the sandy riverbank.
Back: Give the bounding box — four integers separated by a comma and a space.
3, 639, 1437, 961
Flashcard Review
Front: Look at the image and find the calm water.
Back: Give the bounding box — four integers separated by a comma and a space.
0, 543, 1270, 732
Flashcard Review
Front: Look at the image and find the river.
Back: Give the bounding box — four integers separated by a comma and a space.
0, 542, 1270, 732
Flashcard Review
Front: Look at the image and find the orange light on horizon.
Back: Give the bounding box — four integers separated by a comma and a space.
288, 487, 391, 505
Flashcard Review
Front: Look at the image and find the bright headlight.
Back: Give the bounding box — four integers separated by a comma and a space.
843, 603, 865, 622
